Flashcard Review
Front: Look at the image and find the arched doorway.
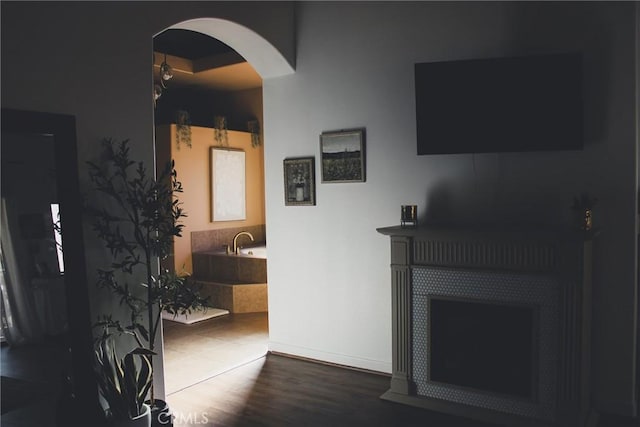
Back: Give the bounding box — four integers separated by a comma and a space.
168, 18, 294, 79
151, 17, 293, 403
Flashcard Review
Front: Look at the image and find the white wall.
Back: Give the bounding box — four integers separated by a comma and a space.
264, 1, 637, 415
1, 0, 637, 417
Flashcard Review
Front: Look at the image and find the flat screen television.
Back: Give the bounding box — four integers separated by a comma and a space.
415, 53, 583, 155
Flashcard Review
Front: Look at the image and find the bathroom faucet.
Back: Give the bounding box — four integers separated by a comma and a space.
232, 231, 254, 254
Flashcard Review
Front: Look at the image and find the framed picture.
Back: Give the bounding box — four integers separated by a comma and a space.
320, 128, 366, 183
211, 147, 246, 221
283, 157, 316, 206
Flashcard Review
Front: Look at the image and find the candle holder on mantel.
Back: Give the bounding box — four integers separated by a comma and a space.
571, 193, 597, 232
401, 205, 418, 228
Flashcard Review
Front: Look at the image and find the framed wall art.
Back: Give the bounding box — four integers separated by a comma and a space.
283, 157, 316, 206
211, 147, 246, 221
320, 128, 366, 183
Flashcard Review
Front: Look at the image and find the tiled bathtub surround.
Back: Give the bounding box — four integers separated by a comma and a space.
192, 225, 268, 314
198, 282, 268, 314
192, 252, 267, 284
191, 224, 266, 253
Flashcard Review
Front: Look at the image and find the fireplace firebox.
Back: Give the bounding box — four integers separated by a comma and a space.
429, 297, 536, 399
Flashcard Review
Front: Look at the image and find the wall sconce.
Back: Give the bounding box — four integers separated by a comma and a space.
159, 53, 173, 88
153, 53, 173, 107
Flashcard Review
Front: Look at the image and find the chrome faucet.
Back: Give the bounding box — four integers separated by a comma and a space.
232, 231, 254, 254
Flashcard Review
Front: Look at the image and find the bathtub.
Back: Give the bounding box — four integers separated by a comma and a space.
238, 245, 267, 259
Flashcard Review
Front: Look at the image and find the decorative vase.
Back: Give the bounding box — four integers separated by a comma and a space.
573, 208, 593, 231
295, 184, 304, 201
113, 403, 151, 427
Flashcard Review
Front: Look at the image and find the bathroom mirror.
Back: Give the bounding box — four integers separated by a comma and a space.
211, 147, 246, 221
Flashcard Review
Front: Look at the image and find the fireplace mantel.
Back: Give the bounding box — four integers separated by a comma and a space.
377, 224, 596, 427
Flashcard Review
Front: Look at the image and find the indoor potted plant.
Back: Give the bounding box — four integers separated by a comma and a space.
94, 328, 155, 427
87, 138, 209, 426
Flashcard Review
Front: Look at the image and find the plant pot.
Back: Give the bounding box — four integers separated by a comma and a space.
147, 399, 173, 427
113, 403, 151, 427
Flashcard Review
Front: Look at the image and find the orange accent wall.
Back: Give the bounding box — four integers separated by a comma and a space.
155, 124, 265, 273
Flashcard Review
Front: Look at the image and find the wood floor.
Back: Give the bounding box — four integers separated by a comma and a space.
167, 352, 503, 427
162, 312, 269, 395
164, 312, 499, 426
163, 313, 636, 427
0, 336, 67, 426
1, 313, 638, 426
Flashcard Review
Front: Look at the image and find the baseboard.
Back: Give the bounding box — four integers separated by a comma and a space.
267, 341, 391, 374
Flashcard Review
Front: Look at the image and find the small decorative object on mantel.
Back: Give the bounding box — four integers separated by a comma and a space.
247, 119, 261, 148
571, 193, 598, 231
320, 128, 366, 183
401, 205, 418, 228
283, 157, 316, 206
214, 115, 229, 146
175, 110, 192, 150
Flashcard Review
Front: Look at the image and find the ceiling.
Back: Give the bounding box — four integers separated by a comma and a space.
153, 29, 262, 92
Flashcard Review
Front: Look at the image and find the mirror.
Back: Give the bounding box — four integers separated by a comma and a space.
1, 108, 97, 419
1, 132, 65, 341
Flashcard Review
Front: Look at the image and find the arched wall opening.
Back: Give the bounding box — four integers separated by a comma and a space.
152, 17, 293, 401
167, 18, 294, 79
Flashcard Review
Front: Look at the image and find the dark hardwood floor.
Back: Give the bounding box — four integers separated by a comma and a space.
1, 314, 638, 426
167, 353, 501, 427
1, 336, 67, 426
166, 353, 640, 427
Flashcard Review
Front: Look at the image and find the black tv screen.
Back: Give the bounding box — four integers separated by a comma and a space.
415, 53, 583, 155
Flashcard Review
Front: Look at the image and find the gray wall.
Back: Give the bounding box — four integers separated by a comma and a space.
1, 0, 294, 400
264, 1, 637, 415
2, 0, 637, 416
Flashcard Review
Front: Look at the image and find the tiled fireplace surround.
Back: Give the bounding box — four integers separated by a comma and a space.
377, 225, 595, 427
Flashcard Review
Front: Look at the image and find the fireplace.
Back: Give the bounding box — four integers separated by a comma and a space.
377, 225, 594, 427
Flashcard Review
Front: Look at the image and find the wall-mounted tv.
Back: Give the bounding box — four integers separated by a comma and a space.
415, 53, 583, 155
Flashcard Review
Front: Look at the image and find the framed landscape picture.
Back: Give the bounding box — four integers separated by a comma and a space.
283, 157, 316, 206
320, 128, 366, 183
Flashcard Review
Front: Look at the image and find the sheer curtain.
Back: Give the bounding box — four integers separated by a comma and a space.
0, 197, 43, 345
